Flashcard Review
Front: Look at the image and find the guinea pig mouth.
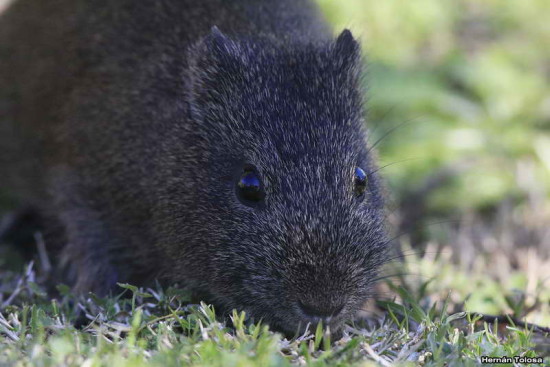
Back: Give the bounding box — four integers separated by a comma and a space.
295, 299, 345, 323
262, 300, 349, 338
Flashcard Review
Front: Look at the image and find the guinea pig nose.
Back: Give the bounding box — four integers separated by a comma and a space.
297, 300, 345, 319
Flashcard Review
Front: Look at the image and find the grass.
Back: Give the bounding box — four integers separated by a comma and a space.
1, 244, 548, 367
1, 0, 549, 365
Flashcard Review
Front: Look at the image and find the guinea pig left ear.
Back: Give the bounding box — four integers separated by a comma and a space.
333, 29, 361, 71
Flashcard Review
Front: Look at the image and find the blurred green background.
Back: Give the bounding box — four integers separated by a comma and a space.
316, 0, 550, 229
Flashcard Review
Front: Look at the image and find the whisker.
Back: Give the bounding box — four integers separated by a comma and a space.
368, 157, 422, 176
382, 219, 460, 245
368, 115, 425, 153
370, 273, 417, 283
365, 105, 398, 145
383, 252, 421, 263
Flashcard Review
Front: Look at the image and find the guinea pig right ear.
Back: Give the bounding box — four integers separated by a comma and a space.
202, 26, 242, 62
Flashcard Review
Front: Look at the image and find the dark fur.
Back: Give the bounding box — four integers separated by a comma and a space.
0, 0, 388, 334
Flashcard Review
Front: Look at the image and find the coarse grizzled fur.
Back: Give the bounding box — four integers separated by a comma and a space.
0, 0, 389, 334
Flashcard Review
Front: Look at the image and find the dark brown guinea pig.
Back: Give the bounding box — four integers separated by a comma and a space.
0, 0, 388, 335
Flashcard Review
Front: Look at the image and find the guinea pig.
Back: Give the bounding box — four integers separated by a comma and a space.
0, 0, 388, 335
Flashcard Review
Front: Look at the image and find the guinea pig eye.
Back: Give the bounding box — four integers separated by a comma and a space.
237, 168, 265, 204
354, 167, 368, 197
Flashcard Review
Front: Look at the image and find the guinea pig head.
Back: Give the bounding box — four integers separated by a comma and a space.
172, 28, 389, 335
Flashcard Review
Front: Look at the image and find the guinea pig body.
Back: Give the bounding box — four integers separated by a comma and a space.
0, 0, 388, 334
